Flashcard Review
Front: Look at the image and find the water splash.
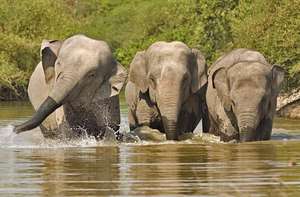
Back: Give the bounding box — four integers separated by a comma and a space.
0, 120, 296, 149
0, 125, 17, 147
0, 124, 120, 149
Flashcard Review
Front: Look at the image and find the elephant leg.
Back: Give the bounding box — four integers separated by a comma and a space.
40, 125, 55, 139
136, 98, 163, 132
201, 101, 210, 133
177, 109, 199, 135
208, 113, 238, 142
256, 117, 273, 140
202, 115, 210, 133
177, 110, 190, 134
128, 108, 138, 131
208, 113, 218, 135
63, 95, 121, 140
178, 93, 205, 135
125, 81, 140, 131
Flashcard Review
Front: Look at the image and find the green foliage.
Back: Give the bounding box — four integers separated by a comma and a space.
0, 0, 299, 99
0, 33, 37, 100
0, 59, 28, 100
0, 0, 81, 100
83, 0, 238, 65
230, 0, 300, 90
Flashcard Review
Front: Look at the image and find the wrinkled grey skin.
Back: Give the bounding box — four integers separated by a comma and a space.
206, 48, 285, 142
15, 35, 127, 139
125, 41, 208, 140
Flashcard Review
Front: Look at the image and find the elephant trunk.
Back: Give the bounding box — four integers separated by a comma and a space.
14, 72, 79, 134
49, 71, 80, 104
14, 97, 61, 134
159, 96, 180, 140
238, 112, 258, 142
164, 120, 178, 140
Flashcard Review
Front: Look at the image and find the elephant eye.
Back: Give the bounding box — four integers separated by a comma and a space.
182, 73, 190, 83
181, 73, 190, 87
231, 100, 236, 107
56, 72, 63, 81
149, 76, 156, 89
87, 71, 96, 78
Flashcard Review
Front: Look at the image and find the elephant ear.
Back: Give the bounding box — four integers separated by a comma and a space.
110, 62, 127, 96
40, 40, 63, 83
191, 49, 208, 94
106, 62, 128, 98
271, 64, 285, 93
129, 51, 148, 93
98, 61, 127, 99
212, 67, 231, 111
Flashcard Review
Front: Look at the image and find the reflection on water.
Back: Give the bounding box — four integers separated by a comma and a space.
274, 117, 300, 130
0, 102, 33, 125
0, 101, 300, 196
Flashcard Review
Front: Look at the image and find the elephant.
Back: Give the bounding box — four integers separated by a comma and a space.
14, 35, 127, 139
206, 48, 285, 142
125, 41, 209, 140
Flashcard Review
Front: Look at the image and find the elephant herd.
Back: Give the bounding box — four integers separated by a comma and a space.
14, 35, 285, 142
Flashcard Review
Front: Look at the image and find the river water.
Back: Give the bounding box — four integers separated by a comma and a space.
0, 101, 300, 196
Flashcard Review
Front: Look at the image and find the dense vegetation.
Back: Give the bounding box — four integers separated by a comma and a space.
0, 0, 299, 100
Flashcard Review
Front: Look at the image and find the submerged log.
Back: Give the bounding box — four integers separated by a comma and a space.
277, 88, 300, 119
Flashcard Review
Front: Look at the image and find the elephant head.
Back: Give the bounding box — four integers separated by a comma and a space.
211, 61, 284, 142
14, 35, 127, 134
129, 41, 207, 140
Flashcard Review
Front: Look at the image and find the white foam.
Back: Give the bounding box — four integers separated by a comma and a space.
1, 118, 296, 149
0, 125, 17, 146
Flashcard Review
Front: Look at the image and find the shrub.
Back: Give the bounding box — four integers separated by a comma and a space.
230, 0, 300, 91
0, 0, 298, 99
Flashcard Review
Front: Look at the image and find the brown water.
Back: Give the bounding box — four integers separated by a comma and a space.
0, 101, 300, 196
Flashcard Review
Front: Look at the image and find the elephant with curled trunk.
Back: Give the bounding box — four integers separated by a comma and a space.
206, 48, 284, 142
125, 41, 209, 140
14, 35, 127, 139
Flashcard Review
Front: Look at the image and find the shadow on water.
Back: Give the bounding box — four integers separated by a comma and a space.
0, 101, 300, 196
0, 101, 33, 121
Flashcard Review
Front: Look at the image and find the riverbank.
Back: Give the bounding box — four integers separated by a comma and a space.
277, 88, 300, 119
0, 85, 27, 101
0, 63, 30, 101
